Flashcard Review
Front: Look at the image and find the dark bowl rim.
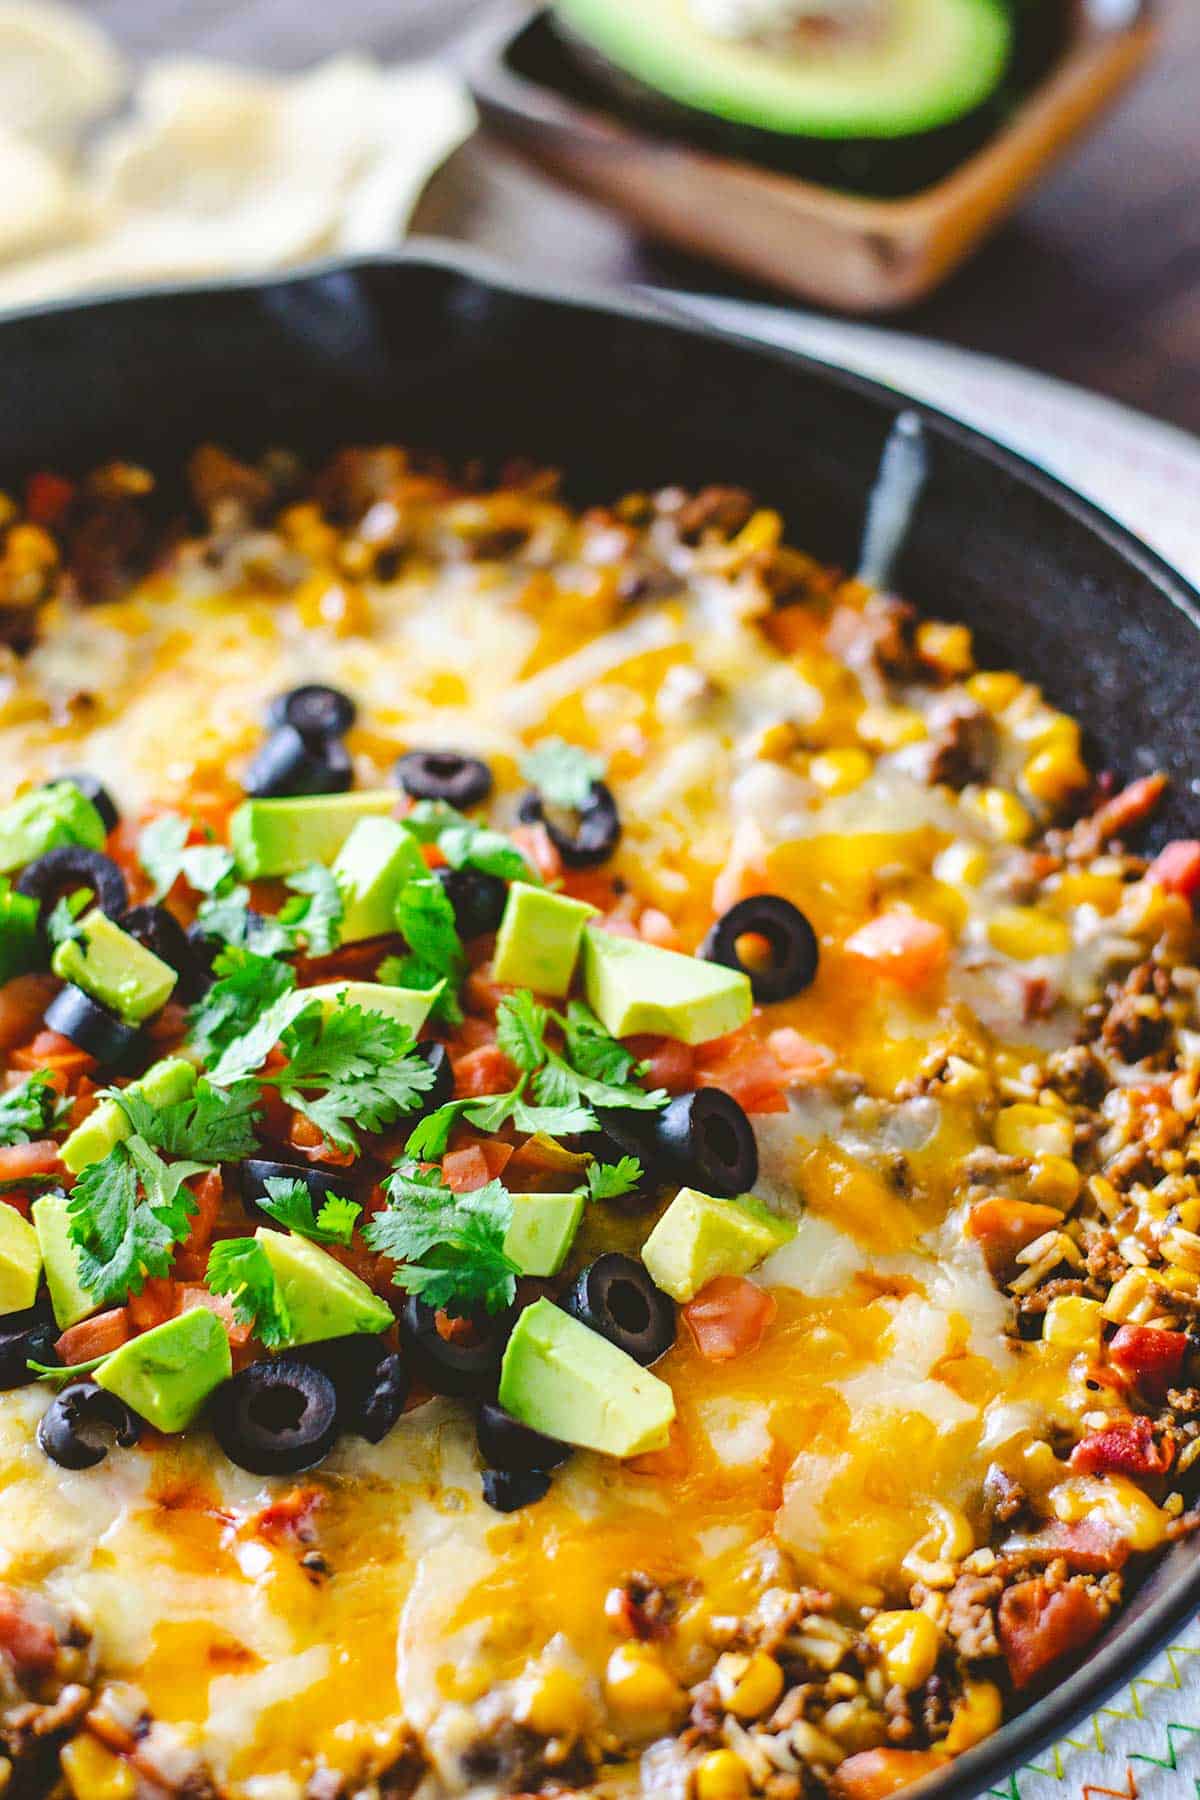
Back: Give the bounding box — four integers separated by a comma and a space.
2, 238, 1198, 1795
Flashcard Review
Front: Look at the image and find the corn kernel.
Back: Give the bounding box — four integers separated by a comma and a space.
965, 670, 1023, 713
995, 1104, 1073, 1159
1055, 870, 1123, 914
933, 842, 988, 888
916, 620, 974, 677
520, 1665, 590, 1738
865, 1610, 940, 1689
713, 1649, 785, 1720
733, 509, 783, 555
857, 704, 927, 751
1042, 1296, 1103, 1352
963, 786, 1033, 843
1101, 1269, 1154, 1323
752, 720, 803, 762
1051, 1474, 1169, 1551
61, 1735, 135, 1800
1023, 742, 1090, 810
1027, 1155, 1081, 1209
605, 1643, 687, 1729
987, 905, 1070, 961
942, 1681, 1003, 1754
694, 1749, 750, 1800
810, 747, 873, 795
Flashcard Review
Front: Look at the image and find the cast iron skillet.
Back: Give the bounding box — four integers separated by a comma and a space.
0, 244, 1196, 1793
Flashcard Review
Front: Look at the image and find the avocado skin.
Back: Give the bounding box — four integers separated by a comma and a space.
543, 4, 1066, 200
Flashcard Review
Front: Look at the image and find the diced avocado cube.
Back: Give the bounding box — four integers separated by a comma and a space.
61, 1056, 197, 1175
0, 781, 107, 875
491, 882, 597, 997
52, 909, 177, 1024
32, 1191, 97, 1328
0, 881, 39, 985
94, 1306, 232, 1432
304, 979, 442, 1036
641, 1188, 794, 1303
0, 1203, 41, 1314
333, 817, 426, 942
230, 791, 397, 879
498, 1297, 675, 1458
581, 927, 751, 1046
255, 1228, 393, 1346
503, 1191, 585, 1278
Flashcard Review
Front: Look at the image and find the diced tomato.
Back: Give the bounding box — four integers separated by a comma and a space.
1089, 773, 1167, 847
831, 1749, 948, 1799
9, 1030, 95, 1078
24, 471, 74, 528
127, 1278, 182, 1333
0, 1585, 59, 1675
179, 1284, 252, 1348
844, 912, 949, 990
998, 1576, 1107, 1689
296, 935, 403, 984
253, 1484, 325, 1542
452, 1044, 518, 1098
463, 970, 510, 1020
443, 1140, 513, 1192
683, 1277, 776, 1361
1008, 1519, 1130, 1573
419, 841, 448, 870
692, 1027, 788, 1114
0, 1140, 63, 1183
558, 870, 621, 913
1109, 1323, 1190, 1403
172, 1169, 225, 1280
0, 975, 58, 1052
510, 823, 563, 884
146, 1000, 189, 1048
965, 1199, 1063, 1276
766, 1027, 834, 1083
287, 1112, 355, 1166
55, 1307, 131, 1365
1069, 1414, 1173, 1477
1148, 839, 1200, 902
624, 1035, 695, 1095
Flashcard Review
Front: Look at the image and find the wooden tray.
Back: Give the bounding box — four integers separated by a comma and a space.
462, 1, 1158, 314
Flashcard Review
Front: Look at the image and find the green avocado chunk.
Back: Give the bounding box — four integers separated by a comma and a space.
491, 882, 597, 997
553, 0, 1012, 140
503, 1191, 585, 1278
498, 1296, 675, 1458
0, 1202, 41, 1314
333, 817, 426, 942
581, 927, 751, 1046
94, 1306, 232, 1432
32, 1191, 97, 1328
0, 781, 107, 876
53, 909, 177, 1024
0, 881, 39, 985
641, 1187, 794, 1303
230, 792, 397, 879
60, 1056, 197, 1176
303, 979, 442, 1036
255, 1228, 393, 1346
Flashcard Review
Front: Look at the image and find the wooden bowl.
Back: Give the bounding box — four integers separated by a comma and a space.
463, 1, 1158, 313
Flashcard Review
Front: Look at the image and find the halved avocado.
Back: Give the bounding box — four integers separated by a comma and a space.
550, 0, 1028, 198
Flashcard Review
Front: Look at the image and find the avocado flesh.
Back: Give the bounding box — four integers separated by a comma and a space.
94, 1306, 231, 1432
32, 1192, 98, 1328
553, 0, 1012, 139
499, 1297, 675, 1458
0, 1203, 41, 1314
256, 1228, 394, 1347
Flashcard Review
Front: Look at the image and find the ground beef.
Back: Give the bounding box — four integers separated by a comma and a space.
1100, 962, 1173, 1063
672, 486, 755, 543
915, 699, 995, 790
944, 1574, 1002, 1663
1044, 1044, 1108, 1108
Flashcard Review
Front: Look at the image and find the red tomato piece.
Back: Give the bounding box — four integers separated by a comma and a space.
1109, 1323, 1190, 1403
831, 1750, 948, 1800
1148, 839, 1200, 901
692, 1028, 788, 1115
623, 1035, 695, 1095
0, 1140, 63, 1183
55, 1307, 131, 1365
0, 1585, 59, 1675
998, 1576, 1106, 1689
844, 912, 949, 989
682, 1276, 776, 1361
452, 1044, 518, 1098
1069, 1413, 1173, 1477
443, 1140, 513, 1193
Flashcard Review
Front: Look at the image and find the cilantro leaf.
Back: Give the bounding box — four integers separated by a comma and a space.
114, 1077, 260, 1163
495, 990, 549, 1073
188, 946, 298, 1068
388, 875, 466, 1026
585, 1156, 643, 1201
67, 1139, 199, 1305
139, 814, 234, 902
404, 1098, 471, 1160
534, 1054, 666, 1114
0, 1070, 70, 1146
401, 801, 537, 883
206, 1237, 291, 1349
258, 1175, 361, 1246
509, 1095, 597, 1135
264, 1001, 437, 1153
274, 864, 344, 957
561, 999, 645, 1089
45, 888, 90, 950
521, 738, 605, 810
364, 1160, 517, 1316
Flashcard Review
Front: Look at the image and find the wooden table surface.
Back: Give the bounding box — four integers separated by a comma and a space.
89, 0, 1200, 437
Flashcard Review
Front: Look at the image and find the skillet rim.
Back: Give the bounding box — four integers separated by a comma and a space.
0, 239, 1197, 1798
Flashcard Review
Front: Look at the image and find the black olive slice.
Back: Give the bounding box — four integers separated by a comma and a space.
481, 1467, 552, 1513
434, 867, 508, 939
121, 904, 207, 1002
477, 1400, 570, 1473
701, 894, 819, 1003
565, 1254, 676, 1366
239, 1158, 361, 1222
292, 1335, 406, 1441
355, 1352, 409, 1443
212, 1359, 339, 1476
399, 1298, 506, 1398
517, 781, 620, 867
43, 985, 143, 1069
267, 685, 357, 742
38, 1381, 142, 1470
394, 750, 493, 809
15, 845, 129, 921
654, 1088, 758, 1198
0, 1320, 58, 1390
243, 725, 352, 799
42, 774, 119, 835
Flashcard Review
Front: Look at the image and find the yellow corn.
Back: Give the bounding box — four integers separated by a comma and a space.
694, 1749, 751, 1800
520, 1665, 590, 1738
278, 502, 338, 559
987, 906, 1070, 961
61, 1735, 135, 1800
5, 523, 58, 572
809, 748, 872, 795
865, 1610, 940, 1690
604, 1643, 687, 1729
933, 842, 989, 888
1042, 1296, 1103, 1352
916, 620, 974, 677
713, 1650, 785, 1720
857, 703, 927, 751
1162, 1227, 1200, 1274
1023, 742, 1090, 810
941, 1681, 1003, 1754
751, 720, 803, 763
965, 670, 1023, 713
1101, 1269, 1155, 1323
963, 786, 1033, 843
733, 509, 783, 554
994, 1104, 1073, 1159
1027, 1155, 1081, 1209
1055, 871, 1124, 914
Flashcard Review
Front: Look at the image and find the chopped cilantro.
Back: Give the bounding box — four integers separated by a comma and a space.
260, 1000, 437, 1153
257, 1175, 361, 1246
584, 1156, 643, 1201
383, 874, 466, 1025
138, 813, 234, 902
364, 1160, 518, 1316
520, 738, 605, 810
272, 864, 344, 956
0, 1070, 70, 1146
67, 1139, 202, 1305
45, 887, 90, 950
403, 800, 537, 884
206, 1237, 292, 1349
561, 999, 646, 1089
188, 947, 298, 1070
495, 989, 549, 1072
113, 1077, 260, 1163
